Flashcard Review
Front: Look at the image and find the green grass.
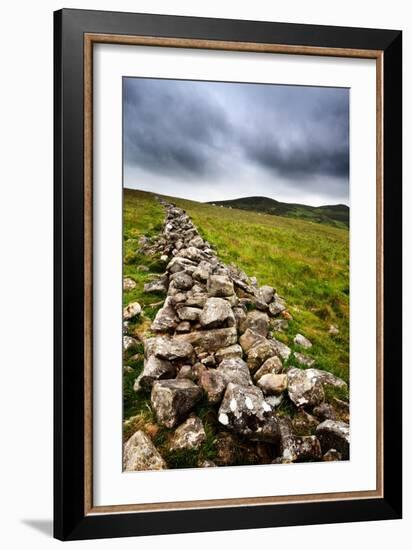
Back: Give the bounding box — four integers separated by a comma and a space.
123, 189, 167, 338
122, 188, 349, 466
168, 194, 349, 383
211, 196, 349, 228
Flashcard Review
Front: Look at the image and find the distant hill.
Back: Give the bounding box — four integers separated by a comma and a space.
208, 196, 349, 228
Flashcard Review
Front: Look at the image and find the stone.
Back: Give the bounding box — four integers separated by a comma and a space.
137, 265, 150, 272
287, 367, 325, 408
294, 352, 315, 367
199, 297, 235, 329
257, 373, 288, 395
196, 350, 208, 361
254, 356, 284, 381
292, 410, 319, 435
123, 335, 139, 352
198, 459, 217, 468
316, 420, 350, 459
223, 294, 239, 307
151, 379, 202, 428
170, 271, 194, 290
277, 418, 322, 463
257, 285, 275, 304
199, 369, 226, 404
247, 340, 280, 372
328, 324, 340, 336
176, 365, 195, 380
215, 344, 243, 363
133, 356, 176, 391
160, 254, 168, 262
188, 235, 204, 248
323, 449, 342, 461
123, 430, 166, 471
138, 234, 151, 248
178, 246, 210, 263
167, 256, 196, 274
151, 297, 178, 332
333, 398, 350, 423
304, 368, 347, 390
123, 302, 142, 321
271, 319, 289, 332
192, 362, 207, 382
200, 354, 216, 368
169, 416, 206, 451
227, 263, 249, 282
233, 306, 247, 329
167, 280, 185, 296
150, 336, 194, 363
185, 291, 208, 308
313, 402, 337, 421
294, 333, 312, 348
123, 277, 137, 291
171, 292, 187, 304
207, 274, 235, 297
293, 436, 322, 462
176, 306, 202, 322
215, 432, 238, 466
175, 321, 191, 333
268, 294, 286, 316
144, 277, 168, 294
239, 328, 266, 353
277, 418, 296, 461
218, 383, 279, 443
192, 261, 213, 282
174, 327, 238, 352
271, 338, 292, 361
240, 310, 269, 337
217, 358, 252, 387
265, 395, 284, 409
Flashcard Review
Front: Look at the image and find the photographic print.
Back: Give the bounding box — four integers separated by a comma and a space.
122, 77, 350, 472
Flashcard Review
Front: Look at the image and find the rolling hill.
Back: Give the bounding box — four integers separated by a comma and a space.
208, 196, 349, 228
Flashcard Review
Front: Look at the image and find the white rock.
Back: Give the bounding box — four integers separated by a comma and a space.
123, 430, 166, 471
294, 333, 312, 348
123, 301, 142, 321
123, 277, 137, 291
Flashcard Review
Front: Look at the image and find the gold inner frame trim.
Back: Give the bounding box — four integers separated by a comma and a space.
84, 33, 384, 515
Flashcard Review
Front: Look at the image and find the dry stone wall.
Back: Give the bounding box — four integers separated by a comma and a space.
123, 199, 349, 470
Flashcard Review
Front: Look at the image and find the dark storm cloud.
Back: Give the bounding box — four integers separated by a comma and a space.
123, 78, 349, 204
236, 84, 349, 180
124, 79, 229, 177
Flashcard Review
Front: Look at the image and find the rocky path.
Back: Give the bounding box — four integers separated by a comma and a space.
123, 199, 349, 471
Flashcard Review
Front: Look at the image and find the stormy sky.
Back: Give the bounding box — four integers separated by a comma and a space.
123, 77, 349, 206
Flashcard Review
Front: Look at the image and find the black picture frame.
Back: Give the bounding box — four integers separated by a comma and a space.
54, 8, 402, 541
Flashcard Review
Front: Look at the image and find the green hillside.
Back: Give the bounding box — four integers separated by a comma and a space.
124, 188, 349, 383
123, 188, 350, 466
209, 196, 349, 228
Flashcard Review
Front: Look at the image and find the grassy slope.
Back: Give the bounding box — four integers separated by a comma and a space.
168, 195, 350, 383
123, 188, 349, 466
210, 196, 349, 228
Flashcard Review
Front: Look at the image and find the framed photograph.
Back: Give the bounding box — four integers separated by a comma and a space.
54, 8, 402, 541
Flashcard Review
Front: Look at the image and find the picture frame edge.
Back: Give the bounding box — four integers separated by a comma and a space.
53, 8, 402, 541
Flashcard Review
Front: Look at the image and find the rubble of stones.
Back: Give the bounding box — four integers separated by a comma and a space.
123, 198, 349, 471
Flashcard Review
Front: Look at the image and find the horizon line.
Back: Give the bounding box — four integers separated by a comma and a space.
123, 186, 350, 209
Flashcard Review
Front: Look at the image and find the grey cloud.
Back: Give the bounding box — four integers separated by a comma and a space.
123, 77, 349, 205
124, 79, 229, 177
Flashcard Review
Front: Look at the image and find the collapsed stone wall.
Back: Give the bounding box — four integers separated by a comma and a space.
123, 199, 349, 471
